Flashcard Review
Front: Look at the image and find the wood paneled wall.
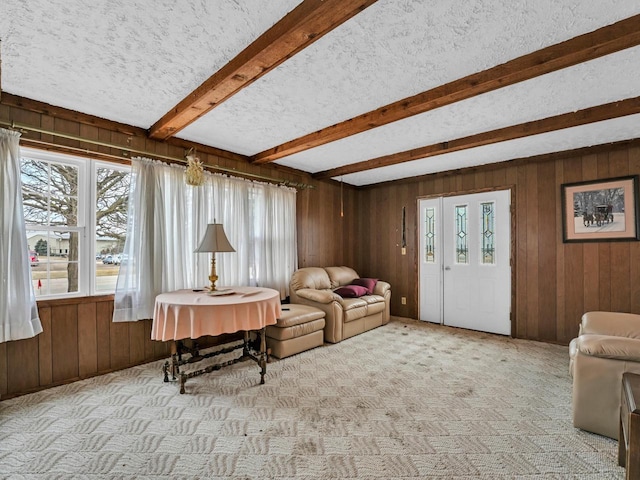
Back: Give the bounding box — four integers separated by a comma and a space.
2, 95, 640, 398
0, 296, 171, 399
0, 96, 356, 399
296, 180, 359, 270
357, 142, 640, 345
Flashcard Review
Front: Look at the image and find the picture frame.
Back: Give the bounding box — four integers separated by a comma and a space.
561, 175, 640, 243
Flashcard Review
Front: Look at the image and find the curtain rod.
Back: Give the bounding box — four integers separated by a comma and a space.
0, 120, 314, 189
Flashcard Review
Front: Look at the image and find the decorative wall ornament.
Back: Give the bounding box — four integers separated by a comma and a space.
185, 149, 205, 186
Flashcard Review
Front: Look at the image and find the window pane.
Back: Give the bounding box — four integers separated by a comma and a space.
481, 202, 496, 264
425, 207, 436, 263
30, 231, 80, 296
50, 164, 78, 226
455, 205, 468, 264
21, 157, 79, 227
21, 150, 131, 299
50, 164, 78, 197
22, 158, 50, 225
23, 192, 49, 224
21, 158, 49, 193
95, 165, 131, 292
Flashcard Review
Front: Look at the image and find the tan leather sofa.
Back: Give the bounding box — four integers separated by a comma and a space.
570, 311, 640, 439
289, 266, 391, 343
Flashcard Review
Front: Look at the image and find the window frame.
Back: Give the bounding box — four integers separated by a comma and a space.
21, 147, 131, 299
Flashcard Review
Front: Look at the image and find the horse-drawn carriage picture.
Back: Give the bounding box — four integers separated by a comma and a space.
583, 204, 613, 227
563, 175, 639, 242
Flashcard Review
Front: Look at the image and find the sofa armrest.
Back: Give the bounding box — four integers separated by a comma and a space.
373, 281, 391, 296
581, 311, 640, 339
295, 288, 339, 304
290, 291, 344, 344
373, 281, 391, 324
577, 334, 640, 362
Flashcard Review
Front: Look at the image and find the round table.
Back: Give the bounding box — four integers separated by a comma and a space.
152, 286, 281, 393
152, 286, 281, 341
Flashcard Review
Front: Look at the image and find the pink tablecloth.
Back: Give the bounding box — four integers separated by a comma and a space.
152, 287, 281, 341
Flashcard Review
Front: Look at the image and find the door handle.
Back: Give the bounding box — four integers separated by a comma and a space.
444, 266, 451, 271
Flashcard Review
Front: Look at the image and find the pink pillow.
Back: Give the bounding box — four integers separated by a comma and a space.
334, 285, 368, 298
351, 277, 378, 295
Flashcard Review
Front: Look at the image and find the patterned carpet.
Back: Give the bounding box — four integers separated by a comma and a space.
0, 318, 624, 479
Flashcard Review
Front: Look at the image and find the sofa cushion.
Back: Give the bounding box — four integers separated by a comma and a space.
266, 318, 326, 341
343, 304, 368, 322
290, 267, 332, 291
295, 288, 338, 304
361, 294, 385, 305
275, 304, 326, 328
334, 285, 368, 298
325, 266, 359, 288
365, 300, 385, 315
351, 277, 378, 294
577, 334, 640, 362
581, 311, 640, 339
339, 297, 368, 310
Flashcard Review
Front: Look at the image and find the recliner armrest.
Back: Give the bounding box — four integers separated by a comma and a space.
577, 334, 640, 362
295, 288, 339, 304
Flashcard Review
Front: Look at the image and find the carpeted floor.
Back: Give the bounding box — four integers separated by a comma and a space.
0, 318, 624, 479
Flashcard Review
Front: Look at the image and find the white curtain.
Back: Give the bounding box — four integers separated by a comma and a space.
0, 128, 42, 342
251, 182, 298, 297
113, 157, 297, 322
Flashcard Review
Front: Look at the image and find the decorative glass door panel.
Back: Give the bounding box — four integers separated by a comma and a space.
455, 205, 468, 264
419, 190, 511, 335
481, 202, 495, 265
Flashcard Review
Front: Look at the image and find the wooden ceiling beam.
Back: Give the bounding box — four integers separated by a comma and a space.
148, 0, 378, 140
253, 14, 640, 164
312, 97, 640, 180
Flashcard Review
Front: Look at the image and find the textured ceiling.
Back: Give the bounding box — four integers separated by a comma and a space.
1, 0, 639, 186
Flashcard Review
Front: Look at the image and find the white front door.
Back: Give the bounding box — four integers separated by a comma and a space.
419, 190, 511, 335
418, 197, 443, 324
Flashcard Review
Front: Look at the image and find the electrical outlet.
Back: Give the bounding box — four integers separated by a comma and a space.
401, 296, 407, 305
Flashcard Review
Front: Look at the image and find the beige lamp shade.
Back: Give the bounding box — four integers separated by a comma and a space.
195, 223, 235, 291
195, 224, 235, 253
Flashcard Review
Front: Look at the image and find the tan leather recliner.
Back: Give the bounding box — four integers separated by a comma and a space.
289, 266, 391, 343
570, 311, 640, 439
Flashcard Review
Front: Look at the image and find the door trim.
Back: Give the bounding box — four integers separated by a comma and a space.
416, 186, 517, 337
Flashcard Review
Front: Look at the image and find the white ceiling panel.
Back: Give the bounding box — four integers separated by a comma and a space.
275, 46, 640, 174
1, 1, 639, 186
178, 0, 640, 155
0, 0, 302, 128
342, 114, 640, 186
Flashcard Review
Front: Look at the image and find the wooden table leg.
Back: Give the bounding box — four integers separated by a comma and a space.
259, 327, 267, 384
243, 331, 251, 356
163, 361, 170, 383
179, 372, 187, 394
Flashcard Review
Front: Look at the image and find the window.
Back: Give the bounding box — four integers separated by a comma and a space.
454, 204, 468, 264
480, 201, 496, 265
21, 148, 130, 298
424, 207, 436, 263
94, 164, 131, 291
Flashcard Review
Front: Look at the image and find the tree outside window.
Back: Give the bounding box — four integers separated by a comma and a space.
21, 152, 130, 296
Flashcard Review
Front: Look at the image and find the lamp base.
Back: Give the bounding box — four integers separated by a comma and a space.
209, 256, 219, 291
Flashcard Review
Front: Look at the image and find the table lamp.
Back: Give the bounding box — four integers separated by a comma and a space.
195, 223, 235, 291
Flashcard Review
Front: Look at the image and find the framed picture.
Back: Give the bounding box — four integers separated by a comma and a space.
561, 175, 640, 243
